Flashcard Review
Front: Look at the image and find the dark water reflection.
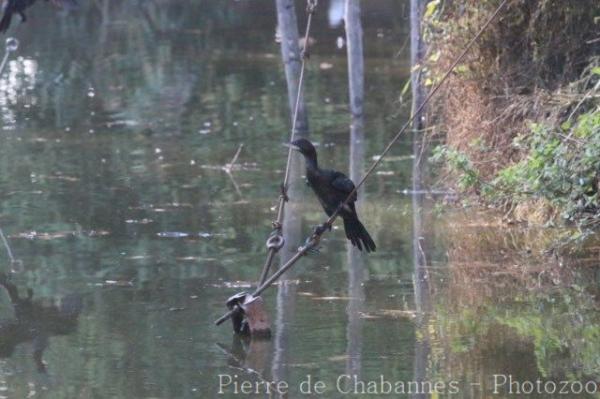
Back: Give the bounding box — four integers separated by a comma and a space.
0, 1, 597, 398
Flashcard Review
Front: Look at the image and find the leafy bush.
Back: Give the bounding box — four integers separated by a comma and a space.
431, 108, 600, 225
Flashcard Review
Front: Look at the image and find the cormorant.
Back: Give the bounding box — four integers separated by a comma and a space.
289, 138, 376, 253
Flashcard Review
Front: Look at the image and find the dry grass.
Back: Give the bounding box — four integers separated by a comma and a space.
426, 0, 599, 181
512, 198, 558, 225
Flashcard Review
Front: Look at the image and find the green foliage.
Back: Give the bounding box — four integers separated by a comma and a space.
430, 145, 481, 191
493, 111, 600, 222
431, 109, 600, 226
424, 0, 441, 19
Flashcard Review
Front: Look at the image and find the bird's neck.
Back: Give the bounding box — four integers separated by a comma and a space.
304, 155, 319, 172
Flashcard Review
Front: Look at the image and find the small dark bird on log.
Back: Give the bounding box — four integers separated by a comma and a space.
0, 0, 77, 33
289, 138, 376, 252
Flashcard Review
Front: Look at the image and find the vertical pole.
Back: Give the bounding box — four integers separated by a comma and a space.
410, 1, 431, 398
344, 0, 366, 385
410, 0, 429, 311
344, 0, 364, 120
275, 0, 309, 136
411, 0, 427, 141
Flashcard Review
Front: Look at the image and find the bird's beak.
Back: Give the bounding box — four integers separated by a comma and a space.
283, 142, 301, 152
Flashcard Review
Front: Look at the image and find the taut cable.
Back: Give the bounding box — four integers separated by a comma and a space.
257, 0, 318, 285
323, 0, 510, 228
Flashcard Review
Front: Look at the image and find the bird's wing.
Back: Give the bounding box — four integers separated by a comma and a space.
330, 171, 358, 202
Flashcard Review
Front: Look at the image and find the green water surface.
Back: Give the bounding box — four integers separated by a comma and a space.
0, 1, 598, 398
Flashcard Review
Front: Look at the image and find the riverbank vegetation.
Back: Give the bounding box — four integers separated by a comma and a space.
424, 0, 600, 228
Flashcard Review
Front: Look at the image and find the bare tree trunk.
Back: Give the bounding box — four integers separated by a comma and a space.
275, 0, 309, 136
344, 0, 364, 119
411, 0, 427, 143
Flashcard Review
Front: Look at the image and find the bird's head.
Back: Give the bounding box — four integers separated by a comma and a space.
288, 138, 317, 160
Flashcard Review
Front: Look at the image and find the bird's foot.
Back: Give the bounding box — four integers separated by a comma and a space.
299, 236, 320, 255
301, 243, 321, 256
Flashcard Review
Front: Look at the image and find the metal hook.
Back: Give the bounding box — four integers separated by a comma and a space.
5, 38, 18, 53
0, 37, 19, 77
266, 234, 285, 251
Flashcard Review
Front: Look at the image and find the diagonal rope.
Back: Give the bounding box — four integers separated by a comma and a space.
323, 0, 510, 228
216, 0, 509, 326
257, 0, 318, 285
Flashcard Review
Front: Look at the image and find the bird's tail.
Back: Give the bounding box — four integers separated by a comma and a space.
0, 11, 12, 33
343, 216, 376, 253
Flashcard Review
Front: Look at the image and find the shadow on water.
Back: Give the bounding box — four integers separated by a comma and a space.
0, 273, 82, 373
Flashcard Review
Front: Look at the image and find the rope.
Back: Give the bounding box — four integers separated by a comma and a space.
323, 0, 509, 228
257, 0, 318, 285
216, 0, 509, 326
